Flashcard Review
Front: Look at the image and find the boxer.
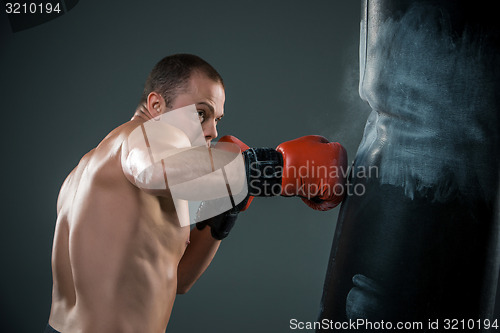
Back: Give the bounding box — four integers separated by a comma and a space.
47, 54, 347, 333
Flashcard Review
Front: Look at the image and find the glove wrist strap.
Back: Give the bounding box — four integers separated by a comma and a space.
243, 148, 283, 197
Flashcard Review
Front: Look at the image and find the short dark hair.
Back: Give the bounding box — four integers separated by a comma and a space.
140, 54, 224, 108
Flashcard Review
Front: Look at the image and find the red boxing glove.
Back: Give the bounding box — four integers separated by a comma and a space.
216, 135, 254, 211
276, 135, 347, 211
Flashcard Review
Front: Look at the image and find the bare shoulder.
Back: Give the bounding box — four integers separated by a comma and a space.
83, 121, 142, 186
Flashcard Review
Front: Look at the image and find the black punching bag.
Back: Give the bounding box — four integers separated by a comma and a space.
318, 0, 500, 331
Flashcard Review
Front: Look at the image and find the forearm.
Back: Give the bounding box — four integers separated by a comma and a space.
176, 227, 221, 294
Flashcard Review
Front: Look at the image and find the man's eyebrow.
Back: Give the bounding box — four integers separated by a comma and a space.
197, 102, 214, 114
197, 101, 223, 119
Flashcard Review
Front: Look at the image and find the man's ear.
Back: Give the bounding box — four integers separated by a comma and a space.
146, 92, 166, 117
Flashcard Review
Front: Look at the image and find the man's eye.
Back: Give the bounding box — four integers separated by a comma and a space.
197, 111, 205, 122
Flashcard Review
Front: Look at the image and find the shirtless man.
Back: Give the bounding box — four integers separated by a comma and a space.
47, 54, 233, 333
47, 54, 347, 333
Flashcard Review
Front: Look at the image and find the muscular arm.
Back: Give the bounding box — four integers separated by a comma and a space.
176, 226, 221, 294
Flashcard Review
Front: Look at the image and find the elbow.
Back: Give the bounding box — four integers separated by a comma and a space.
176, 288, 188, 295
176, 283, 193, 295
176, 276, 195, 294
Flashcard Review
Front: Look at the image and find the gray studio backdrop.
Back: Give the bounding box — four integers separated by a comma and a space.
0, 1, 368, 332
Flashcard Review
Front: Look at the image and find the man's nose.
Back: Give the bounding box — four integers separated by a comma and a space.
204, 120, 218, 141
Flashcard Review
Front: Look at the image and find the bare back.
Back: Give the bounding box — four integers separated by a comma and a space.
48, 120, 190, 333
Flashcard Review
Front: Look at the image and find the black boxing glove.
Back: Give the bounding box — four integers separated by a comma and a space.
195, 196, 250, 240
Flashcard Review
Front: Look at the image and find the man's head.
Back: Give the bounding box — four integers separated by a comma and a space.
140, 54, 225, 145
